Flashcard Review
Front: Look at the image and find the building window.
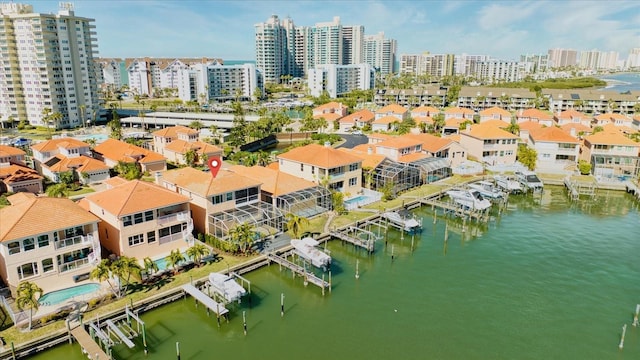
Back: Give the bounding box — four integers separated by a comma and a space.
128, 234, 144, 247
134, 213, 144, 224
17, 262, 38, 280
145, 210, 154, 221
23, 238, 35, 252
349, 163, 359, 171
37, 234, 49, 248
8, 242, 20, 255
42, 258, 54, 273
147, 231, 156, 243
300, 164, 304, 171
349, 177, 357, 186
123, 215, 132, 226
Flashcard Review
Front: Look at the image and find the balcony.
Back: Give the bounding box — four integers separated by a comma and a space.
59, 257, 90, 273
55, 234, 94, 250
158, 231, 189, 245
157, 210, 190, 226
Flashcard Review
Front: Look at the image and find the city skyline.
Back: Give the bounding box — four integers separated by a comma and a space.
35, 0, 640, 61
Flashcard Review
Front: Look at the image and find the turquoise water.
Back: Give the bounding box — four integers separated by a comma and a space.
344, 195, 368, 205
29, 187, 640, 359
38, 283, 101, 306
153, 252, 189, 272
74, 133, 109, 143
598, 72, 640, 93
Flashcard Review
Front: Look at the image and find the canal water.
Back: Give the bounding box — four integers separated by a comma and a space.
32, 187, 640, 359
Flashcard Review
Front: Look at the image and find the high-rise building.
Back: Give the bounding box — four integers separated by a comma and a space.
255, 15, 289, 84
547, 48, 578, 68
308, 63, 374, 98
342, 25, 364, 65
177, 63, 263, 103
519, 54, 548, 73
0, 2, 100, 129
363, 32, 397, 75
400, 52, 455, 78
626, 48, 640, 69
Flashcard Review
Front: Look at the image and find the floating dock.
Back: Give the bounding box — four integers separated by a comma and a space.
420, 196, 490, 222
266, 252, 331, 294
182, 284, 229, 316
71, 325, 111, 360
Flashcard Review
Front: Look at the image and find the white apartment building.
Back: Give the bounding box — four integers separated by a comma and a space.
547, 48, 578, 68
177, 63, 263, 102
0, 2, 100, 129
342, 25, 363, 65
98, 58, 125, 91
308, 63, 374, 98
626, 48, 640, 69
255, 15, 290, 84
363, 32, 396, 75
127, 59, 152, 96
473, 59, 521, 83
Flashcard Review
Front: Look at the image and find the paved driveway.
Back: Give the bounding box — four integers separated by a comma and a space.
337, 134, 368, 149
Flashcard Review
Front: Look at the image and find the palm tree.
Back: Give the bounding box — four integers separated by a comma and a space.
188, 120, 204, 130
186, 243, 210, 267
165, 249, 185, 275
90, 259, 119, 297
111, 256, 141, 296
16, 281, 43, 330
45, 183, 69, 198
285, 213, 309, 239
143, 257, 159, 278
228, 223, 256, 255
184, 149, 198, 167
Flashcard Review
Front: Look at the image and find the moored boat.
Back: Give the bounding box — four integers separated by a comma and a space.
468, 181, 506, 200
291, 237, 332, 269
445, 189, 492, 211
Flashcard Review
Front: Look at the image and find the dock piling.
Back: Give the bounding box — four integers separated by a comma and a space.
243, 311, 247, 336
633, 304, 640, 327
176, 341, 180, 360
280, 293, 285, 317
619, 324, 627, 349
355, 259, 360, 279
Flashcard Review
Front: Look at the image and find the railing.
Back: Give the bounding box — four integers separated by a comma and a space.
59, 257, 90, 273
329, 173, 344, 180
54, 234, 92, 250
157, 210, 190, 226
158, 231, 189, 245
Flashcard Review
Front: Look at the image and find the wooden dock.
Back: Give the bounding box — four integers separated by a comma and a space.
266, 253, 331, 293
71, 326, 111, 360
420, 197, 490, 222
564, 177, 597, 200
330, 226, 376, 253
182, 284, 229, 316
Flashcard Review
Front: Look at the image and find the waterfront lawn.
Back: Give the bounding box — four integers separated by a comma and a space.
0, 254, 252, 346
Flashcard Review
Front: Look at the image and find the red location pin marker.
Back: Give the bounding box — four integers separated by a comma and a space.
207, 156, 222, 178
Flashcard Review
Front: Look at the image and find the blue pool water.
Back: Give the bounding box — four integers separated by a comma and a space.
153, 252, 190, 271
73, 133, 109, 143
344, 195, 368, 206
38, 283, 101, 306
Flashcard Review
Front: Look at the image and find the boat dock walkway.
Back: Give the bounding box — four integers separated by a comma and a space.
105, 319, 135, 348
420, 197, 490, 222
71, 325, 111, 360
266, 252, 331, 292
182, 284, 229, 316
625, 181, 640, 200
330, 226, 376, 253
564, 176, 597, 200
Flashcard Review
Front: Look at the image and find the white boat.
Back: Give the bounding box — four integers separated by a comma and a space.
494, 175, 522, 194
515, 170, 544, 192
381, 209, 422, 233
446, 189, 492, 211
208, 272, 247, 303
291, 237, 331, 269
468, 181, 506, 200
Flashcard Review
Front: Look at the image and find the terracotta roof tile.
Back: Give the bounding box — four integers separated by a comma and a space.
229, 165, 315, 197
411, 106, 439, 115
313, 102, 345, 112
518, 108, 553, 121
94, 138, 166, 164
373, 115, 400, 125
152, 125, 198, 138
444, 107, 474, 115
31, 137, 89, 152
277, 143, 362, 169
517, 121, 544, 131
164, 140, 222, 155
404, 133, 453, 153
1, 194, 99, 242
465, 123, 518, 139
339, 109, 375, 124
0, 145, 26, 157
314, 113, 343, 121
479, 106, 510, 116
529, 127, 580, 143
376, 137, 423, 149
44, 154, 109, 173
337, 148, 386, 169
556, 109, 587, 120
375, 104, 407, 115
83, 179, 190, 216
397, 152, 430, 163
584, 131, 640, 146
160, 167, 261, 197
0, 164, 43, 184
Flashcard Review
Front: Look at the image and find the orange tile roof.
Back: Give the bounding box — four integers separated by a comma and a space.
601, 123, 637, 135
94, 138, 166, 164
444, 118, 466, 128
411, 106, 439, 115
44, 154, 110, 173
367, 133, 393, 141
0, 145, 26, 157
465, 123, 518, 139
517, 121, 544, 131
31, 137, 90, 152
447, 134, 461, 143
529, 127, 580, 143
314, 112, 343, 121
337, 148, 386, 169
103, 176, 129, 188
375, 104, 408, 115
152, 125, 198, 138
556, 109, 587, 120
480, 119, 510, 128
1, 194, 99, 242
404, 133, 453, 153
83, 179, 190, 216
479, 106, 510, 116
277, 143, 362, 169
560, 123, 592, 133
339, 109, 374, 124
0, 164, 42, 184
352, 144, 374, 153
584, 131, 640, 146
594, 113, 629, 122
397, 152, 430, 163
160, 166, 261, 197
376, 137, 423, 150
313, 102, 345, 112
445, 107, 474, 115
518, 108, 553, 121
164, 140, 222, 155
266, 162, 279, 170
373, 115, 400, 125
229, 165, 316, 196
413, 116, 434, 125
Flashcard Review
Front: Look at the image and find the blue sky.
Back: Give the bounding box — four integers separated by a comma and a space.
36, 0, 640, 60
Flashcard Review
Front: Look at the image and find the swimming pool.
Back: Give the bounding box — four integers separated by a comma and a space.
344, 194, 380, 210
38, 283, 101, 306
73, 133, 109, 143
153, 252, 190, 271
344, 195, 368, 206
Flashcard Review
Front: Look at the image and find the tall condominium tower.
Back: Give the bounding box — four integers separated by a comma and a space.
547, 48, 578, 68
342, 25, 364, 65
363, 32, 397, 75
0, 2, 100, 129
255, 15, 289, 84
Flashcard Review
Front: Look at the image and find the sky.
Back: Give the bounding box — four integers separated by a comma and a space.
32, 0, 640, 61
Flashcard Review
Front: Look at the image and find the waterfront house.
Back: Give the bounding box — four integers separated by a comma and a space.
554, 109, 591, 128
158, 167, 285, 242
0, 164, 43, 194
79, 179, 192, 262
405, 133, 468, 168
0, 193, 101, 295
338, 109, 374, 132
516, 108, 554, 127
374, 137, 423, 162
479, 106, 512, 124
0, 145, 26, 165
31, 138, 92, 176
459, 123, 519, 165
528, 126, 580, 173
411, 105, 440, 118
580, 131, 640, 180
93, 138, 167, 173
277, 143, 363, 195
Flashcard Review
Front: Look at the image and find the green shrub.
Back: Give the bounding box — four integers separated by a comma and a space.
578, 160, 592, 175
